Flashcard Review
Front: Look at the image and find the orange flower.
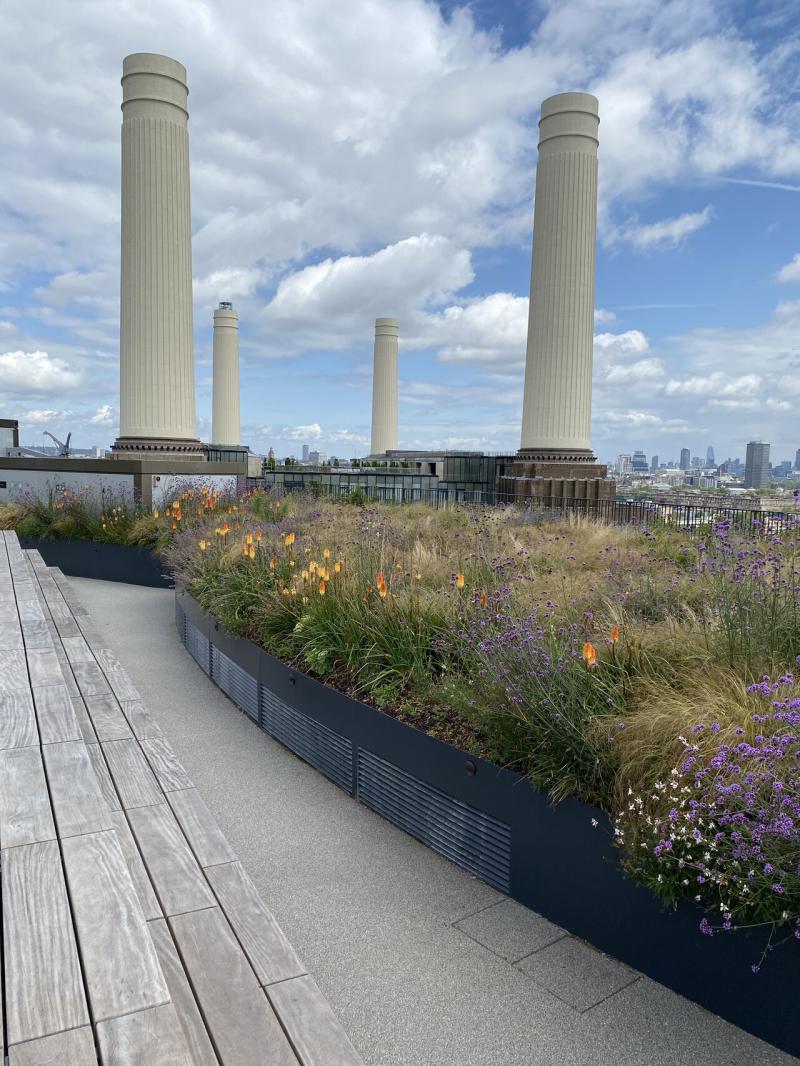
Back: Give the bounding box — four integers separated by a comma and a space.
610, 625, 620, 643
376, 571, 386, 591
248, 545, 255, 560
334, 561, 342, 574
198, 539, 207, 552
318, 580, 326, 595
269, 557, 277, 570
301, 569, 309, 581
478, 590, 488, 606
245, 532, 253, 546
255, 531, 263, 542
378, 584, 388, 599
323, 548, 331, 559
284, 531, 296, 547
456, 573, 465, 589
582, 642, 597, 667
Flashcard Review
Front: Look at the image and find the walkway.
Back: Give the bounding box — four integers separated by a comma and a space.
73, 576, 797, 1066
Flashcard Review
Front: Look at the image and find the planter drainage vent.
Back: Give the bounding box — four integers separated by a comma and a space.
260, 687, 353, 793
211, 647, 259, 721
175, 601, 186, 643
357, 750, 512, 892
185, 619, 210, 674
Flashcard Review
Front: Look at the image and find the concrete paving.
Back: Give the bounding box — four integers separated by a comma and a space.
72, 577, 797, 1066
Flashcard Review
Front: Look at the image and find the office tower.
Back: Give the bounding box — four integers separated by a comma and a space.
744, 441, 770, 489
680, 448, 690, 470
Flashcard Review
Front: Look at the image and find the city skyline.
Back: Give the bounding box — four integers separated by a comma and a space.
2, 1, 800, 460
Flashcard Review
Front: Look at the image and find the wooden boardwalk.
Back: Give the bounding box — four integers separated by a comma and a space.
0, 531, 363, 1065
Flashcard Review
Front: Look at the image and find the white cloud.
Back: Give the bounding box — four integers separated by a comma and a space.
288, 422, 323, 441
0, 320, 16, 334
263, 234, 474, 348
776, 253, 800, 283
0, 350, 81, 395
23, 409, 66, 425
620, 206, 713, 251
594, 308, 616, 324
89, 404, 115, 426
664, 372, 760, 398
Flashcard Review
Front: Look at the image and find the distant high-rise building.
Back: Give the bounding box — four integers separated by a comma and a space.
795, 448, 800, 471
302, 444, 310, 462
744, 441, 770, 489
631, 450, 648, 473
691, 456, 702, 469
706, 445, 715, 466
650, 454, 659, 472
679, 448, 690, 470
617, 453, 632, 474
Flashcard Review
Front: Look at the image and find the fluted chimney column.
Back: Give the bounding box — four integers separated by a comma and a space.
114, 52, 201, 457
212, 302, 240, 445
519, 92, 599, 460
370, 318, 398, 455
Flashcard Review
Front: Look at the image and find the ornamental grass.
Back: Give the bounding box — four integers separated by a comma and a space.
166, 492, 800, 955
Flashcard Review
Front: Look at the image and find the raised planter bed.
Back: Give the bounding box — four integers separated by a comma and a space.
176, 587, 799, 1057
17, 536, 172, 588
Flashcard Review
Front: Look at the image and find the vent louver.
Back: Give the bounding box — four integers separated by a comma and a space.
260, 687, 353, 793
211, 646, 259, 720
357, 750, 511, 891
185, 619, 210, 674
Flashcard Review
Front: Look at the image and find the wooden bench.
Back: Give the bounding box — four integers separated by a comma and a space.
0, 531, 363, 1065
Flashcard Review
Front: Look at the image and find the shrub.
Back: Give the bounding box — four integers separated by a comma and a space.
615, 670, 800, 965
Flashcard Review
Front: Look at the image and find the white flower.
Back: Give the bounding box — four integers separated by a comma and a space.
591, 818, 598, 828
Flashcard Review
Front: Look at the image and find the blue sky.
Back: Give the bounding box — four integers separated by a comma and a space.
2, 0, 800, 464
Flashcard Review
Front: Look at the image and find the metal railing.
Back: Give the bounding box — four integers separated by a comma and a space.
245, 478, 800, 537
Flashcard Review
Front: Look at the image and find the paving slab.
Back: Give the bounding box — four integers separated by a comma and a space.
516, 935, 637, 1011
71, 577, 798, 1066
455, 899, 566, 962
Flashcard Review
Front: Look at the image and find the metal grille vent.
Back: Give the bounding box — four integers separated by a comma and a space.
260, 686, 353, 793
211, 646, 259, 720
185, 619, 210, 674
175, 601, 186, 643
357, 750, 511, 892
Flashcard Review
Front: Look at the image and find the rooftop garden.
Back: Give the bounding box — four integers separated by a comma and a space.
4, 485, 799, 964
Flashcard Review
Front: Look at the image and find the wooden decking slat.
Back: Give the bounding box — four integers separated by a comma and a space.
8, 1026, 98, 1065
141, 736, 193, 791
149, 919, 220, 1066
0, 746, 56, 849
102, 738, 163, 809
33, 685, 83, 744
0, 691, 39, 750
42, 741, 115, 838
71, 695, 98, 743
2, 839, 90, 1044
61, 830, 169, 1022
86, 743, 122, 812
25, 648, 63, 689
1, 650, 30, 694
120, 698, 164, 739
205, 862, 304, 987
60, 634, 94, 663
71, 660, 112, 697
267, 975, 364, 1066
95, 648, 141, 701
20, 620, 53, 650
167, 788, 236, 868
109, 810, 162, 921
95, 1003, 192, 1066
126, 803, 215, 916
84, 694, 133, 742
170, 906, 298, 1066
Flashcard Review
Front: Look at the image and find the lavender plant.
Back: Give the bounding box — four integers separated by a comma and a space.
615, 669, 800, 962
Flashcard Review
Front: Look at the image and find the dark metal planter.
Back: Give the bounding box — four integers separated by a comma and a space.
18, 536, 173, 588
177, 588, 800, 1057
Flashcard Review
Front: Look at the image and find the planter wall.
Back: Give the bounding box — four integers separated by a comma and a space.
177, 588, 799, 1057
18, 536, 172, 588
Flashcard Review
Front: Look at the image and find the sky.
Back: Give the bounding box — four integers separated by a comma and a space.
2, 0, 800, 465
